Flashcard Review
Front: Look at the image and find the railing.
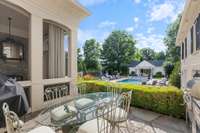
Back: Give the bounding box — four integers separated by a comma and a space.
44, 83, 69, 102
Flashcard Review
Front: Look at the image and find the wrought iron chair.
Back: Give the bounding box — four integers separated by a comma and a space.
103, 91, 132, 133
2, 103, 55, 133
78, 83, 87, 95
77, 101, 114, 133
78, 91, 133, 133
183, 90, 193, 125
3, 102, 23, 133
74, 83, 94, 121
106, 85, 121, 98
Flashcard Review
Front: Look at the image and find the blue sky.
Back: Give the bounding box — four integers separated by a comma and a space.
77, 0, 185, 52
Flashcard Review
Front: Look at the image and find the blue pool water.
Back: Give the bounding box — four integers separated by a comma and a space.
118, 79, 142, 84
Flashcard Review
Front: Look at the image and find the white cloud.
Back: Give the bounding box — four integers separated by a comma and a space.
78, 0, 107, 6
125, 27, 134, 32
78, 29, 110, 48
147, 27, 155, 34
135, 33, 166, 52
134, 17, 139, 23
133, 0, 141, 4
98, 21, 117, 29
148, 0, 184, 22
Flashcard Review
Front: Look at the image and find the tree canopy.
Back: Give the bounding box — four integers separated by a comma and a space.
83, 39, 101, 72
164, 15, 181, 63
140, 48, 156, 60
77, 48, 86, 72
101, 30, 136, 74
155, 51, 166, 60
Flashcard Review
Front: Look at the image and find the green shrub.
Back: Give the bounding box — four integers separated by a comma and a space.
153, 72, 164, 78
78, 80, 185, 118
169, 61, 181, 88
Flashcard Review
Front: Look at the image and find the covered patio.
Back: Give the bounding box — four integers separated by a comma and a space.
0, 107, 190, 133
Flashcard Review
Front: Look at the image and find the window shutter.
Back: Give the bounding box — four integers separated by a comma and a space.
187, 31, 191, 55
185, 38, 187, 58
191, 26, 194, 54
182, 42, 184, 60
196, 14, 200, 50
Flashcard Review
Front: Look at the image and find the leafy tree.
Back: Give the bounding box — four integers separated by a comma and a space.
140, 48, 156, 60
83, 39, 101, 72
163, 61, 174, 78
101, 30, 136, 75
77, 48, 86, 72
134, 48, 142, 61
155, 51, 166, 60
169, 61, 181, 88
164, 15, 181, 62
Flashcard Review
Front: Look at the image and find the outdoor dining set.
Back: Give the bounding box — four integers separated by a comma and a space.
2, 84, 133, 133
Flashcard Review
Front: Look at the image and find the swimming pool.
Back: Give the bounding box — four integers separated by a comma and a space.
117, 79, 142, 84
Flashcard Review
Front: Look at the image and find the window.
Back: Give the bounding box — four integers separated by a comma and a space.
43, 22, 70, 79
191, 26, 194, 54
181, 42, 184, 60
196, 14, 200, 50
185, 38, 187, 58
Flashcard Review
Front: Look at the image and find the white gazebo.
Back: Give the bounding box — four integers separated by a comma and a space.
129, 60, 165, 78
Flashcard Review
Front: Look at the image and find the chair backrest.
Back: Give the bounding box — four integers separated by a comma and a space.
107, 85, 121, 98
2, 103, 9, 114
78, 83, 87, 95
2, 103, 23, 133
119, 91, 132, 119
96, 102, 115, 133
183, 91, 192, 111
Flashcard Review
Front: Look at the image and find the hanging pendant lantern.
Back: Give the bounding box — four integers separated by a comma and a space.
0, 17, 24, 60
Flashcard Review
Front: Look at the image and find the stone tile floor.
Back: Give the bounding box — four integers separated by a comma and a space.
0, 107, 191, 133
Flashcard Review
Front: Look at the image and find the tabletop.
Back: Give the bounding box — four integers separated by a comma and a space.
36, 92, 120, 128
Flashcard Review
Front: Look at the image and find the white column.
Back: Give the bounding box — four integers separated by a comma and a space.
68, 28, 78, 96
30, 15, 43, 112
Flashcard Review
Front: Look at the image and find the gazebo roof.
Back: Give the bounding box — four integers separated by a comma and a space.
129, 60, 164, 68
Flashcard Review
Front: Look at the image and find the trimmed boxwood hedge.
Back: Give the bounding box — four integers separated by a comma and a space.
78, 80, 185, 119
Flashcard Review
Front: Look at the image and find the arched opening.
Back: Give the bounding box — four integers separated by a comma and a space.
0, 1, 30, 81
43, 20, 70, 79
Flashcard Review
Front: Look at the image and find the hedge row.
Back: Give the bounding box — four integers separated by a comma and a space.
79, 80, 185, 118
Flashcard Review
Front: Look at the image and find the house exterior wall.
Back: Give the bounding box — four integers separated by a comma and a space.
176, 0, 200, 89
1, 0, 89, 111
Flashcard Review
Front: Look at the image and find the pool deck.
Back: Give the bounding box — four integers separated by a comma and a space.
110, 77, 128, 82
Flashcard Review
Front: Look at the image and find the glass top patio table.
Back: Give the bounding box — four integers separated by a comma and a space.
35, 92, 120, 128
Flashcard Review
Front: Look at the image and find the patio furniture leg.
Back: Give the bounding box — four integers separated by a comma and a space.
125, 120, 131, 133
186, 108, 188, 125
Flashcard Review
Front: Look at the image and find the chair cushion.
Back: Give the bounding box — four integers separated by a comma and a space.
28, 126, 55, 133
12, 120, 24, 129
75, 98, 94, 109
104, 107, 127, 122
191, 81, 200, 99
77, 118, 110, 133
50, 105, 77, 121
